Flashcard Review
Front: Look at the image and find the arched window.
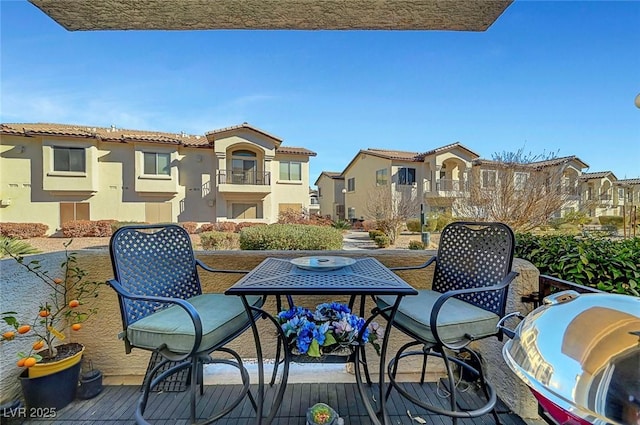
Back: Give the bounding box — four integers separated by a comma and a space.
231, 150, 257, 184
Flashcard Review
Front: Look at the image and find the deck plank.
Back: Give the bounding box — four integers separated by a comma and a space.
22, 382, 531, 424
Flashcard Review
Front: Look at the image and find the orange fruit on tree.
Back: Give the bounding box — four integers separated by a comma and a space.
68, 300, 80, 308
53, 278, 63, 284
16, 358, 26, 367
2, 331, 15, 340
23, 357, 37, 368
39, 310, 50, 317
32, 340, 45, 350
17, 325, 31, 334
71, 323, 82, 331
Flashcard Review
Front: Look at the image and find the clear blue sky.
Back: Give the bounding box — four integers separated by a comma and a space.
1, 0, 639, 182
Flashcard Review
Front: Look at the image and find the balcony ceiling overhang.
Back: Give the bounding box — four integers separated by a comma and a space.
28, 0, 512, 31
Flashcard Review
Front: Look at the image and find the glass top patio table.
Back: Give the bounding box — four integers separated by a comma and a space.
225, 256, 418, 425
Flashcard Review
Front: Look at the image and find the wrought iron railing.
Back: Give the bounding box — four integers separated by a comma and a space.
217, 170, 271, 185
436, 179, 468, 192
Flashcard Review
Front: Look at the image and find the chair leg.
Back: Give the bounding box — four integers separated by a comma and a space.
463, 348, 502, 425
419, 345, 431, 385
439, 347, 459, 425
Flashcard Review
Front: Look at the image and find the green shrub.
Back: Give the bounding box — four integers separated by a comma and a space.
515, 233, 640, 296
200, 231, 240, 250
408, 240, 426, 250
435, 214, 454, 231
239, 224, 343, 250
406, 219, 421, 233
598, 216, 623, 227
374, 234, 391, 248
557, 223, 580, 235
331, 219, 351, 231
424, 218, 438, 232
368, 230, 385, 240
0, 236, 40, 258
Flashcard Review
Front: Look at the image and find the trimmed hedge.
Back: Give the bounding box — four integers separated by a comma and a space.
515, 233, 639, 296
406, 219, 421, 233
181, 222, 198, 234
598, 216, 624, 227
374, 234, 391, 248
62, 220, 116, 237
200, 231, 240, 250
408, 240, 426, 250
199, 222, 237, 233
239, 224, 343, 250
0, 222, 48, 239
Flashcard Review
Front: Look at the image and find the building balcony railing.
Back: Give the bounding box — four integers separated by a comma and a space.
217, 170, 271, 185
436, 179, 468, 192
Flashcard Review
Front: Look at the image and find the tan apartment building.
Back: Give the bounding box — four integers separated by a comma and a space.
314, 142, 634, 223
316, 143, 482, 221
0, 123, 316, 234
314, 171, 345, 220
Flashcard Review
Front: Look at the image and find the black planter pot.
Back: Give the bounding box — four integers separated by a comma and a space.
77, 369, 103, 400
19, 361, 81, 411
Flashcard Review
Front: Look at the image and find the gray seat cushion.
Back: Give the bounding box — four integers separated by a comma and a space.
127, 294, 263, 354
377, 290, 499, 344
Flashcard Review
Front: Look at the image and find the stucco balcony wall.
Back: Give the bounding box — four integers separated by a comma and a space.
0, 249, 539, 418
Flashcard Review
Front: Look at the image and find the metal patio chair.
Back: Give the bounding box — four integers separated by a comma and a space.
376, 221, 518, 424
108, 224, 263, 425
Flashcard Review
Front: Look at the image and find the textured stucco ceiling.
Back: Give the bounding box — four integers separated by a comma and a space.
28, 0, 512, 31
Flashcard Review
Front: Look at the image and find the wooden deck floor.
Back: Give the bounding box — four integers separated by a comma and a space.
22, 381, 538, 425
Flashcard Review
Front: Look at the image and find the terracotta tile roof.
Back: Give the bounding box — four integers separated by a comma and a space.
321, 171, 343, 179
473, 155, 589, 170
363, 148, 422, 161
205, 122, 282, 142
617, 178, 640, 185
276, 146, 316, 156
529, 155, 589, 169
417, 142, 480, 159
580, 171, 617, 180
1, 122, 312, 154
1, 123, 210, 146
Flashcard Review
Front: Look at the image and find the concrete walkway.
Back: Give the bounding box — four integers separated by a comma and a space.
342, 231, 377, 250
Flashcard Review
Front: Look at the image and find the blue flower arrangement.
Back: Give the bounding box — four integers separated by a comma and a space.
277, 302, 384, 358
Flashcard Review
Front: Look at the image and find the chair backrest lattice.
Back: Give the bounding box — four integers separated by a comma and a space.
110, 224, 202, 327
432, 222, 515, 317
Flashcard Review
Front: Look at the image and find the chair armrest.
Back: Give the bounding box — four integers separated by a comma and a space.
429, 271, 519, 349
389, 256, 436, 271
196, 259, 250, 274
107, 278, 203, 360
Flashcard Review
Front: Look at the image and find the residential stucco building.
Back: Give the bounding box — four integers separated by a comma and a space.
0, 123, 316, 234
315, 142, 634, 223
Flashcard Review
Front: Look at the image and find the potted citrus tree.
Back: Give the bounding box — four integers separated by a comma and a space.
1, 239, 102, 410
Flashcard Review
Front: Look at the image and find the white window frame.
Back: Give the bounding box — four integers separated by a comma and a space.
279, 161, 302, 181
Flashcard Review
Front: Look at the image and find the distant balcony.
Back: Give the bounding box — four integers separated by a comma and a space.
424, 178, 468, 196
217, 170, 271, 193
